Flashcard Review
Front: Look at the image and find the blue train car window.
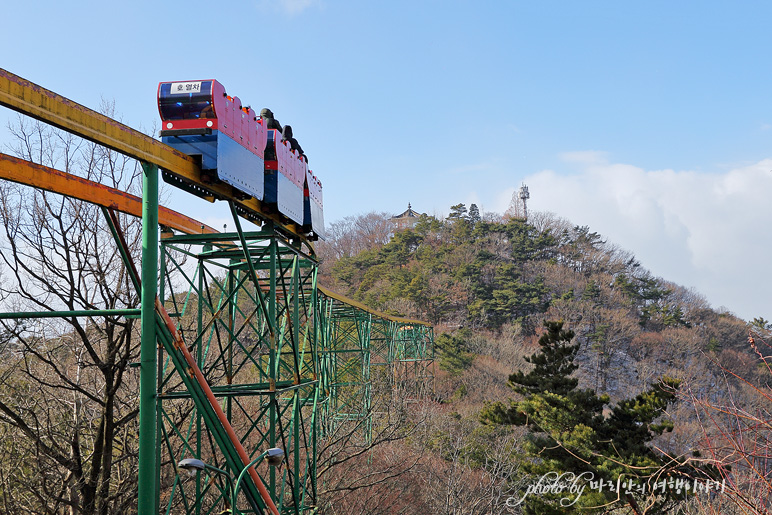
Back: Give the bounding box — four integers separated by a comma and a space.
159, 81, 215, 120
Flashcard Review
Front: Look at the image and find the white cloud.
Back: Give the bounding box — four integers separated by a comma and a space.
280, 0, 320, 14
256, 0, 321, 15
522, 157, 772, 320
280, 0, 321, 15
558, 150, 609, 165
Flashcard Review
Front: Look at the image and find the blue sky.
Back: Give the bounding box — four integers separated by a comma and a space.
2, 1, 771, 320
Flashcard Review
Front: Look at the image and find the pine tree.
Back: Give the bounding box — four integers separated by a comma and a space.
447, 203, 468, 220
481, 321, 705, 514
468, 203, 481, 224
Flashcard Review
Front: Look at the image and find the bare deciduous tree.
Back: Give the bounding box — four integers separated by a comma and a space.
316, 211, 394, 275
0, 113, 142, 515
316, 378, 428, 514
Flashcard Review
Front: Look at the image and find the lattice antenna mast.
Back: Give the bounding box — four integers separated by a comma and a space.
519, 183, 530, 221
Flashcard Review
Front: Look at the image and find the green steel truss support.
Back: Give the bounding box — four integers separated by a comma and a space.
154, 220, 435, 514
156, 215, 319, 514
139, 162, 160, 515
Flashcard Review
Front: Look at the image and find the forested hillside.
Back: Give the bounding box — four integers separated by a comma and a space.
316, 205, 771, 514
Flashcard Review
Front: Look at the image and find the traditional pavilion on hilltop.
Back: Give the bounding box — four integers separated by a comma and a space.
391, 203, 426, 230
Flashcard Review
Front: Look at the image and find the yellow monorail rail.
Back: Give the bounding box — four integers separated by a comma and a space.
318, 285, 431, 327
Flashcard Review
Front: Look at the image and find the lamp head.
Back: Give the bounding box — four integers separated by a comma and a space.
178, 458, 206, 477
266, 448, 284, 467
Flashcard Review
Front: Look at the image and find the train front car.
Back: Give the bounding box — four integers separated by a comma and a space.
158, 80, 267, 201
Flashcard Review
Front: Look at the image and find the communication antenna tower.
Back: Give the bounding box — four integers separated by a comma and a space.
519, 183, 530, 221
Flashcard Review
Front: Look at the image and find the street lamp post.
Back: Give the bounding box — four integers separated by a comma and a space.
178, 458, 235, 511
232, 448, 285, 515
177, 449, 284, 515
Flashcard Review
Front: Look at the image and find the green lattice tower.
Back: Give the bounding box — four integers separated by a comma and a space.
388, 323, 434, 399
156, 216, 320, 515
317, 293, 373, 441
316, 291, 435, 445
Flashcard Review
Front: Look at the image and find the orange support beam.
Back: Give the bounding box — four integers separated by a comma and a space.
0, 152, 217, 236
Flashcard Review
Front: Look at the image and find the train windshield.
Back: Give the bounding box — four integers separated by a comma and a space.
158, 81, 216, 120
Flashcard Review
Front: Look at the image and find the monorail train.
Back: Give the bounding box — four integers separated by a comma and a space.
156, 80, 324, 240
